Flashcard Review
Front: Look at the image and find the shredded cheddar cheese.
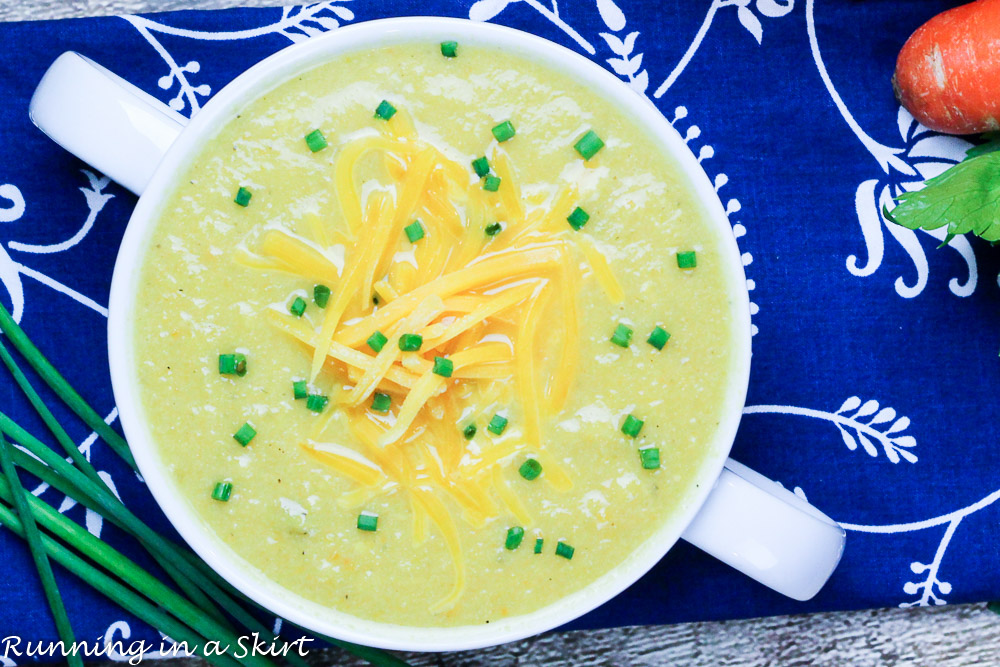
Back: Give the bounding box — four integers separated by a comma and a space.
244, 109, 619, 613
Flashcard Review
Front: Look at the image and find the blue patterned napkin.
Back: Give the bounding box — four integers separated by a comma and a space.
0, 0, 993, 657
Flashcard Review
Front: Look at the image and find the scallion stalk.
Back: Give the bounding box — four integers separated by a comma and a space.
0, 341, 230, 625
0, 431, 81, 667
0, 304, 135, 467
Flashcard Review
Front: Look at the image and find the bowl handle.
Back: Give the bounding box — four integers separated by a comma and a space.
681, 458, 846, 600
29, 52, 186, 196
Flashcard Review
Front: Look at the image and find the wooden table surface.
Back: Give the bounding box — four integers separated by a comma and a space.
3, 0, 998, 664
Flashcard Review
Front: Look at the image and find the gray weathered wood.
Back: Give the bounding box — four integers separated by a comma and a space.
3, 0, 999, 664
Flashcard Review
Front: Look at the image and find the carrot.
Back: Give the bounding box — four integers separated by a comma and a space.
893, 0, 1000, 135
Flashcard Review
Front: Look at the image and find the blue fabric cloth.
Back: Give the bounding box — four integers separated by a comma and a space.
1, 0, 997, 657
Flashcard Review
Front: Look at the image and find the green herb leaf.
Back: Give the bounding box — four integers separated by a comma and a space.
966, 140, 1000, 159
885, 151, 1000, 243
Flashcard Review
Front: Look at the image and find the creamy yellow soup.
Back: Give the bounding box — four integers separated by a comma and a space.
132, 43, 737, 627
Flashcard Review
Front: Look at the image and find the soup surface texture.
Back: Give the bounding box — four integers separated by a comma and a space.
132, 42, 739, 627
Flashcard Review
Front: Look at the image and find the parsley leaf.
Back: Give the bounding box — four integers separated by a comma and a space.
885, 151, 1000, 243
966, 140, 1000, 159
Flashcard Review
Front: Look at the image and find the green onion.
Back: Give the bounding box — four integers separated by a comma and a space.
621, 414, 644, 438
0, 311, 337, 664
289, 296, 307, 317
647, 326, 671, 350
313, 284, 331, 308
232, 423, 256, 447
472, 156, 490, 177
357, 512, 378, 532
440, 41, 458, 58
610, 323, 633, 348
640, 447, 661, 470
2, 344, 231, 636
0, 341, 105, 487
306, 394, 329, 414
372, 392, 392, 413
492, 120, 516, 143
0, 304, 135, 468
0, 489, 245, 667
367, 331, 388, 353
0, 343, 235, 630
518, 458, 542, 481
404, 220, 425, 243
375, 100, 397, 120
291, 381, 307, 401
0, 431, 82, 667
433, 356, 454, 378
233, 186, 252, 207
0, 426, 248, 650
304, 129, 328, 153
574, 130, 604, 160
488, 414, 508, 435
0, 385, 360, 667
373, 294, 380, 306
463, 423, 477, 440
505, 526, 524, 550
567, 206, 590, 230
211, 482, 233, 502
677, 250, 697, 269
555, 541, 575, 560
485, 222, 503, 236
483, 175, 501, 192
534, 537, 544, 554
218, 353, 247, 377
0, 312, 396, 666
398, 333, 423, 351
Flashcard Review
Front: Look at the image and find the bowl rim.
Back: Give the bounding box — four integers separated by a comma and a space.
107, 15, 752, 652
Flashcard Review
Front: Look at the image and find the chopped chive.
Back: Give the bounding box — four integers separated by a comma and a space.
292, 380, 308, 400
404, 220, 425, 243
505, 526, 524, 550
472, 156, 490, 178
289, 296, 307, 318
574, 129, 604, 160
433, 356, 454, 378
232, 422, 256, 447
485, 222, 503, 236
488, 414, 508, 435
440, 41, 458, 58
492, 120, 516, 143
483, 175, 501, 192
640, 447, 661, 470
357, 512, 378, 532
621, 414, 644, 438
374, 100, 397, 120
677, 250, 697, 269
518, 458, 542, 481
367, 331, 388, 353
313, 284, 330, 308
555, 541, 575, 560
233, 187, 252, 207
647, 326, 671, 350
306, 394, 328, 414
534, 537, 544, 554
398, 333, 423, 352
463, 423, 477, 440
304, 129, 327, 153
372, 392, 391, 413
218, 353, 247, 377
212, 481, 233, 502
372, 294, 380, 306
610, 323, 633, 348
567, 206, 590, 230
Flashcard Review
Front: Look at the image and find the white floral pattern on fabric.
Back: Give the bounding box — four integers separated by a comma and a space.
3, 3, 997, 655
